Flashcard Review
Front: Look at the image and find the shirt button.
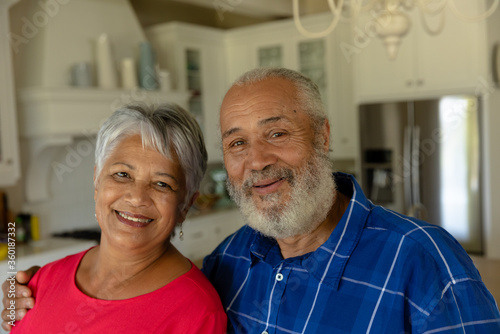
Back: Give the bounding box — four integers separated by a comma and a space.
262, 331, 269, 334
276, 273, 283, 281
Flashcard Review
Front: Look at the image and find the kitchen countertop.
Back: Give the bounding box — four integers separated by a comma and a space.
9, 238, 96, 259
470, 256, 500, 303
0, 238, 97, 277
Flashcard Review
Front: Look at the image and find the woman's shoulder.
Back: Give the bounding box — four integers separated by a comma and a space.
32, 248, 91, 280
162, 262, 223, 310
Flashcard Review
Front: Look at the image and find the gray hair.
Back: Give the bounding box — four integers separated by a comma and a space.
95, 103, 207, 206
232, 67, 328, 134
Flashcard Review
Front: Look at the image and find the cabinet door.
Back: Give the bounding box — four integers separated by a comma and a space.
0, 1, 20, 186
146, 23, 227, 163
181, 42, 226, 163
226, 42, 253, 84
416, 0, 488, 92
253, 38, 296, 69
325, 25, 358, 160
353, 11, 417, 102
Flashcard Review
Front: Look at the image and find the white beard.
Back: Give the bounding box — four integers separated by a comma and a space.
227, 149, 336, 240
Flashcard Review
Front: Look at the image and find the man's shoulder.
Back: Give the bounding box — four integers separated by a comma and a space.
210, 225, 256, 257
366, 206, 457, 247
202, 225, 256, 275
363, 206, 478, 279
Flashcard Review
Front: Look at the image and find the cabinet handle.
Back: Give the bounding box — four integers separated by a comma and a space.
416, 79, 424, 86
406, 80, 413, 87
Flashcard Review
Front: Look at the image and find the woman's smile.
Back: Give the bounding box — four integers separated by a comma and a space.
116, 210, 154, 227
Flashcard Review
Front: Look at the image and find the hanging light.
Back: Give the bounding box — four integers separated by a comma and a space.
374, 9, 411, 59
292, 0, 499, 60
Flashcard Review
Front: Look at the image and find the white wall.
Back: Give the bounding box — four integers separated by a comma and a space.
484, 9, 500, 259
23, 138, 98, 237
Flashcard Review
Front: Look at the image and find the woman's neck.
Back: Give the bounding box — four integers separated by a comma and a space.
76, 241, 190, 300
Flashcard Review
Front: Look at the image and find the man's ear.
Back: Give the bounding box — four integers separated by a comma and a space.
178, 191, 200, 223
321, 119, 331, 153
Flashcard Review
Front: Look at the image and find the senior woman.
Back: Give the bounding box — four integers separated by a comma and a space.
10, 103, 227, 333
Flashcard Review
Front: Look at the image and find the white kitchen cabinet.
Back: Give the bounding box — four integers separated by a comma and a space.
0, 1, 21, 187
145, 23, 227, 163
225, 14, 358, 160
171, 208, 245, 262
354, 0, 488, 102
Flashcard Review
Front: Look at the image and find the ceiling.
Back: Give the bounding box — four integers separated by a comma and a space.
168, 0, 295, 18
129, 0, 331, 29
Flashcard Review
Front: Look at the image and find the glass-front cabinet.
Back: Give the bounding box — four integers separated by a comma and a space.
258, 45, 283, 68
298, 39, 327, 99
185, 49, 204, 134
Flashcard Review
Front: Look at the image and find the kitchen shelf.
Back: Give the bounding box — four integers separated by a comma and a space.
18, 87, 190, 203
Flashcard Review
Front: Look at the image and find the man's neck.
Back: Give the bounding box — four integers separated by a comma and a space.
277, 192, 350, 259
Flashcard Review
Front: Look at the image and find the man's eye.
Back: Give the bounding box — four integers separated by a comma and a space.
231, 140, 244, 147
271, 132, 285, 138
115, 172, 129, 178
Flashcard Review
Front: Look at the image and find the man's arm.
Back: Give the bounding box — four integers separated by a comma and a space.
1, 267, 40, 331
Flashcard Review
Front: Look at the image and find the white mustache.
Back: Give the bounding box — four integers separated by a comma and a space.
242, 167, 295, 191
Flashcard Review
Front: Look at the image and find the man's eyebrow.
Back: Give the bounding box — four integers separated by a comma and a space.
222, 116, 291, 140
258, 116, 285, 126
222, 127, 240, 140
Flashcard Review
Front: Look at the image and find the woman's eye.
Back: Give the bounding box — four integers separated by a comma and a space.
156, 181, 172, 190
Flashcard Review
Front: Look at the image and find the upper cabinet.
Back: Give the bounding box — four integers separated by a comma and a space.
0, 1, 21, 187
354, 0, 488, 102
146, 23, 227, 163
225, 14, 358, 160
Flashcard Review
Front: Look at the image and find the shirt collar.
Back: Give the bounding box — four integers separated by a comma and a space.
249, 172, 372, 289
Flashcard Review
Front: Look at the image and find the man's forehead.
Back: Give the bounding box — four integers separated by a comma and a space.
221, 79, 296, 111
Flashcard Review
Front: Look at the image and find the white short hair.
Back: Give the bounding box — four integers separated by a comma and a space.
95, 103, 207, 206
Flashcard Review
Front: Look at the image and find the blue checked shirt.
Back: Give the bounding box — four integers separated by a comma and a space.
202, 173, 500, 333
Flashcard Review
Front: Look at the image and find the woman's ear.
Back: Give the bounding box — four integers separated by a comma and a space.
178, 191, 200, 223
93, 166, 98, 201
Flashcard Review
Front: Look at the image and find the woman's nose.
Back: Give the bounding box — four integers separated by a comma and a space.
125, 182, 153, 207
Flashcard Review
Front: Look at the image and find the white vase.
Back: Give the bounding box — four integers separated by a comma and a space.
121, 57, 138, 89
95, 33, 118, 89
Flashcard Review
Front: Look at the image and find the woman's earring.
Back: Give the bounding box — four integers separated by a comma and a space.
179, 224, 184, 241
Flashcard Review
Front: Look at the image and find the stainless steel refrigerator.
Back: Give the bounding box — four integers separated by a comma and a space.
359, 96, 482, 253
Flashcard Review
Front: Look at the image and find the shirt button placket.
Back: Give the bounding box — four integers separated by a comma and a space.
264, 267, 289, 334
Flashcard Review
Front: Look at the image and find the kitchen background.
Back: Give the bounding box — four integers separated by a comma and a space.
0, 0, 500, 306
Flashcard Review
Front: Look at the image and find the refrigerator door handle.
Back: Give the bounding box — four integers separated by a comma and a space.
404, 126, 413, 211
409, 126, 427, 219
412, 126, 421, 208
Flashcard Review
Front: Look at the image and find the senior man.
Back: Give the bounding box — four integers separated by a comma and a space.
3, 68, 500, 333
202, 68, 500, 333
